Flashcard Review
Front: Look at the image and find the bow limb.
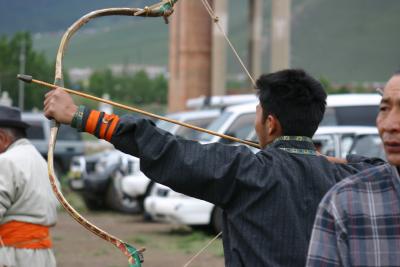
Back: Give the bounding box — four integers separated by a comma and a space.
49, 2, 178, 266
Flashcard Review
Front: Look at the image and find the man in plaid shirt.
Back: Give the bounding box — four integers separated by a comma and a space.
306, 71, 400, 267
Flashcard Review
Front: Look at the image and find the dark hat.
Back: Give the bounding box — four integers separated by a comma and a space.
0, 105, 29, 129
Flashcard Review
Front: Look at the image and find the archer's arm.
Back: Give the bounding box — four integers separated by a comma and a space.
80, 107, 265, 206
43, 88, 264, 206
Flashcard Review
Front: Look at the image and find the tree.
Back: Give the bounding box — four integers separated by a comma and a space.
0, 32, 64, 110
85, 69, 168, 106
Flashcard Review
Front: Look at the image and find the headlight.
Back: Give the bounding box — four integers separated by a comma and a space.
95, 159, 108, 173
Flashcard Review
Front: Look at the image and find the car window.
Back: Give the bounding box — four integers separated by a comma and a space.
220, 113, 255, 144
335, 106, 379, 126
174, 117, 216, 140
350, 134, 386, 159
340, 134, 355, 158
25, 120, 45, 140
313, 134, 336, 156
199, 112, 233, 142
319, 107, 337, 126
320, 106, 379, 126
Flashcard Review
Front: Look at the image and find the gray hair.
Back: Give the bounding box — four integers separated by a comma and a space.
0, 127, 26, 140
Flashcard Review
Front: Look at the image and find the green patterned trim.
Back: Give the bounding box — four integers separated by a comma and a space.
274, 136, 313, 143
70, 105, 85, 130
278, 147, 317, 155
274, 136, 317, 155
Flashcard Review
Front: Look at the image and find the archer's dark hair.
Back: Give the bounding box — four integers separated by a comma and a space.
256, 69, 327, 137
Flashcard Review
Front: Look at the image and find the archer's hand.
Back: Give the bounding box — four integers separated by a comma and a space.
323, 155, 348, 164
44, 88, 78, 124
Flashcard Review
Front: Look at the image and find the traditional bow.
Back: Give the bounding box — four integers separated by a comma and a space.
49, 2, 178, 267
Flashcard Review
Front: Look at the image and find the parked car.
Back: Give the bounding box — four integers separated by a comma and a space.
197, 102, 257, 144
145, 183, 221, 229
313, 126, 380, 158
349, 133, 385, 159
22, 112, 84, 175
68, 149, 140, 213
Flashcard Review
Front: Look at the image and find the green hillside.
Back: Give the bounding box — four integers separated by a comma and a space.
3, 0, 400, 83
291, 0, 400, 83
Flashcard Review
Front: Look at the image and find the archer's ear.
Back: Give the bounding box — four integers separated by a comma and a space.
266, 115, 282, 136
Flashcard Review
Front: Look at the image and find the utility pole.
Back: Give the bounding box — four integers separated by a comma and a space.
249, 0, 263, 81
270, 0, 291, 72
168, 1, 212, 112
18, 38, 26, 110
211, 0, 228, 96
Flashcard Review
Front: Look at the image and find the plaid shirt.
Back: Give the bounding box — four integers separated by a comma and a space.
307, 164, 400, 267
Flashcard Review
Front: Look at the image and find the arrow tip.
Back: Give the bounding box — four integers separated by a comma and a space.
17, 74, 33, 83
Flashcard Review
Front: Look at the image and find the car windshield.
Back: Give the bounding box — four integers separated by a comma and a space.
174, 117, 216, 140
219, 113, 255, 144
156, 115, 217, 140
198, 112, 233, 142
320, 106, 379, 126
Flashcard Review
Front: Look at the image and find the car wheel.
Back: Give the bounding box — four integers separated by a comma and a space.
210, 206, 223, 234
139, 181, 155, 221
82, 196, 105, 210
106, 171, 140, 214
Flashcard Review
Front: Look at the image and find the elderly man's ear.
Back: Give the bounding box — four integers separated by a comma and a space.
0, 129, 13, 153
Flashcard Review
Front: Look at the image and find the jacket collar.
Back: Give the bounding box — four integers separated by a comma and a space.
268, 136, 317, 155
6, 138, 30, 152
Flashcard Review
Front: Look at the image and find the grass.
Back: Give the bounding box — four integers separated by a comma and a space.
52, 174, 87, 216
127, 227, 224, 257
61, 186, 88, 213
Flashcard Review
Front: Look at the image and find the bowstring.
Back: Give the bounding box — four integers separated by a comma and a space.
200, 0, 257, 88
183, 231, 222, 267
183, 2, 257, 265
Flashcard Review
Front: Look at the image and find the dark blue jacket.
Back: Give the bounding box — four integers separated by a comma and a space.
80, 110, 384, 267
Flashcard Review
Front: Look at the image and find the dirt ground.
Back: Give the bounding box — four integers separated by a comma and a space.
52, 211, 225, 267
